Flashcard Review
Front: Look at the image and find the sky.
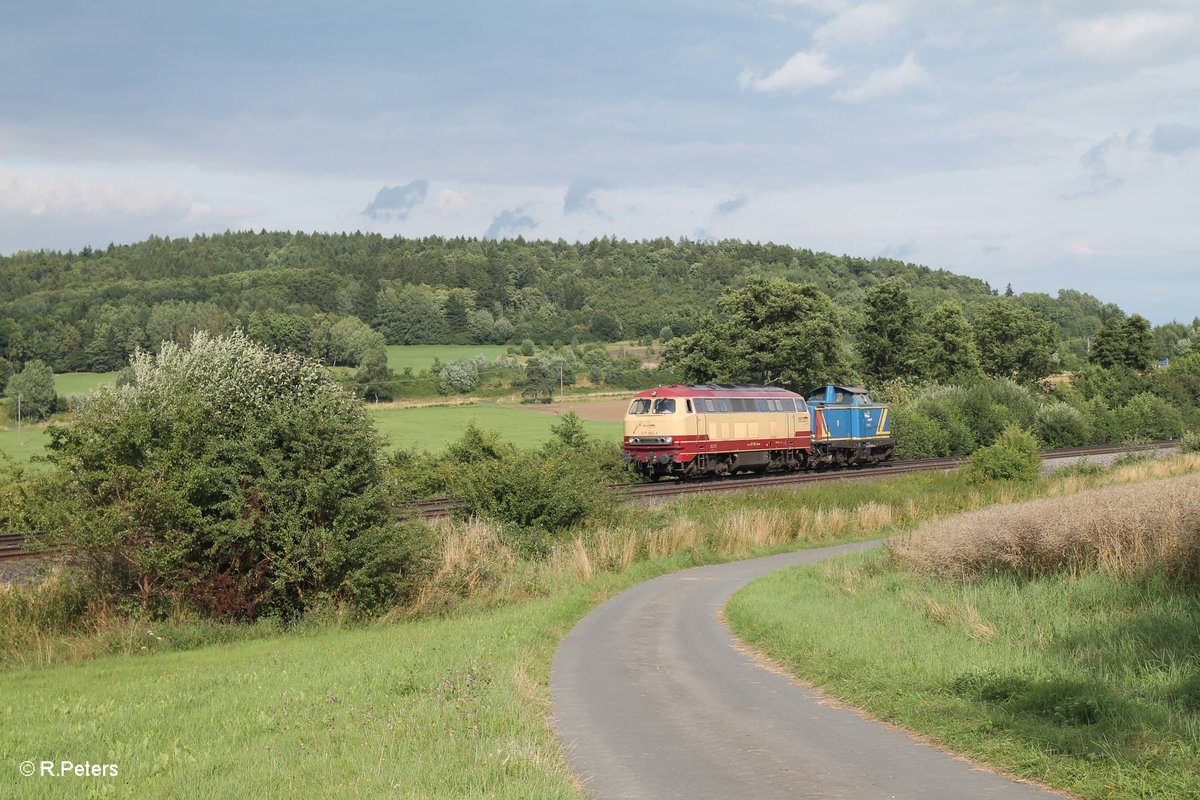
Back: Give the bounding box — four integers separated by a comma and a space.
1, 0, 1197, 323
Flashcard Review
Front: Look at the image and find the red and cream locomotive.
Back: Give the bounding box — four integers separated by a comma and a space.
621, 383, 894, 480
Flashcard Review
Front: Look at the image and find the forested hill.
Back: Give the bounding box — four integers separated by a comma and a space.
0, 231, 1120, 373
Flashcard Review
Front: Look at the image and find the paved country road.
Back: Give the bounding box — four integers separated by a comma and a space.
551, 541, 1062, 800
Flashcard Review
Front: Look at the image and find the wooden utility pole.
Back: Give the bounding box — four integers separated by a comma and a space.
16, 392, 22, 447
559, 363, 564, 404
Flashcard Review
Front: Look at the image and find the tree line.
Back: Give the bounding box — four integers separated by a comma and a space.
5, 230, 1183, 382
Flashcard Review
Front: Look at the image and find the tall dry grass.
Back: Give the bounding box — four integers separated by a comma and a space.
410, 498, 909, 611
891, 471, 1200, 583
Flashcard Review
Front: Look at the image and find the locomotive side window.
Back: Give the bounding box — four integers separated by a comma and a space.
630, 399, 651, 415
718, 399, 730, 412
756, 399, 770, 411
685, 399, 693, 413
653, 398, 676, 414
795, 398, 807, 412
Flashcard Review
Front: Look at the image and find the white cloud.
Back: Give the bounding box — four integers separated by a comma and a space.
1062, 239, 1095, 256
1063, 12, 1194, 60
435, 189, 469, 215
813, 4, 901, 46
739, 50, 839, 93
835, 52, 928, 103
0, 169, 195, 218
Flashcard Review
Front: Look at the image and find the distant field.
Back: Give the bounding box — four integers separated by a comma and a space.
0, 424, 51, 465
386, 345, 511, 374
370, 403, 623, 452
0, 402, 623, 465
54, 371, 118, 397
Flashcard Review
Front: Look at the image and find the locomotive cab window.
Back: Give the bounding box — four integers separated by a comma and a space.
629, 399, 651, 415
653, 398, 676, 414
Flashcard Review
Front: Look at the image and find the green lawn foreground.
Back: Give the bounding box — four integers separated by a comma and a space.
7, 460, 1194, 798
1, 550, 772, 800
727, 528, 1200, 797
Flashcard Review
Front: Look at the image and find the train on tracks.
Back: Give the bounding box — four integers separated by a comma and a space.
621, 384, 894, 480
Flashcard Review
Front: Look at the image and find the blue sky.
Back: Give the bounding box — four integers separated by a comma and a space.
1, 1, 1197, 322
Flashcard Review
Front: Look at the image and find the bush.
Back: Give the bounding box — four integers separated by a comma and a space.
35, 331, 428, 619
959, 378, 1037, 446
920, 401, 976, 455
967, 425, 1041, 482
1180, 430, 1200, 454
1078, 398, 1122, 444
450, 450, 615, 546
1036, 402, 1091, 448
1121, 392, 1185, 441
891, 407, 947, 460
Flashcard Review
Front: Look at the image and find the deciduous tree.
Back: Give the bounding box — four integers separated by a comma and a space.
974, 300, 1056, 383
663, 277, 847, 391
5, 359, 56, 421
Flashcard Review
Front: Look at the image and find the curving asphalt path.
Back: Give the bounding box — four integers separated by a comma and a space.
551, 542, 1061, 800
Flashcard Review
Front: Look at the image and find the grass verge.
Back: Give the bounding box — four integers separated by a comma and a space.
5, 458, 1197, 798
727, 455, 1200, 800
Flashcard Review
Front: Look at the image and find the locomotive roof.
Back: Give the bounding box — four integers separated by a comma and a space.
632, 384, 803, 399
812, 384, 870, 396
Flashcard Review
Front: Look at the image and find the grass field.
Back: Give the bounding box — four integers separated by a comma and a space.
0, 402, 621, 465
727, 461, 1200, 799
386, 345, 511, 374
0, 424, 52, 465
0, 578, 595, 799
5, 459, 1199, 797
370, 403, 622, 452
53, 371, 118, 397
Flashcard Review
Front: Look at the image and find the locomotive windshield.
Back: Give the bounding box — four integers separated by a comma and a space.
629, 399, 651, 415
653, 398, 676, 414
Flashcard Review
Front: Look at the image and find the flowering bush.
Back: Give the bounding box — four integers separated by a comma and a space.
39, 331, 428, 619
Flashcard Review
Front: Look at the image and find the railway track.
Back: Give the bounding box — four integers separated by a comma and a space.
0, 532, 47, 562
0, 442, 1177, 562
613, 441, 1175, 502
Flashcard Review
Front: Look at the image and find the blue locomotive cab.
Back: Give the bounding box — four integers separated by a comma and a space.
807, 385, 894, 466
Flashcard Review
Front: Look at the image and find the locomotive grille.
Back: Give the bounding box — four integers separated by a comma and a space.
628, 436, 673, 445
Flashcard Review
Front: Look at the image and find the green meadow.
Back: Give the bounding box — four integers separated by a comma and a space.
0, 424, 51, 465
369, 403, 622, 453
0, 403, 622, 465
53, 371, 119, 397
385, 344, 511, 374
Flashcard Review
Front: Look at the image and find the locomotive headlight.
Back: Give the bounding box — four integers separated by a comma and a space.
660, 436, 673, 444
